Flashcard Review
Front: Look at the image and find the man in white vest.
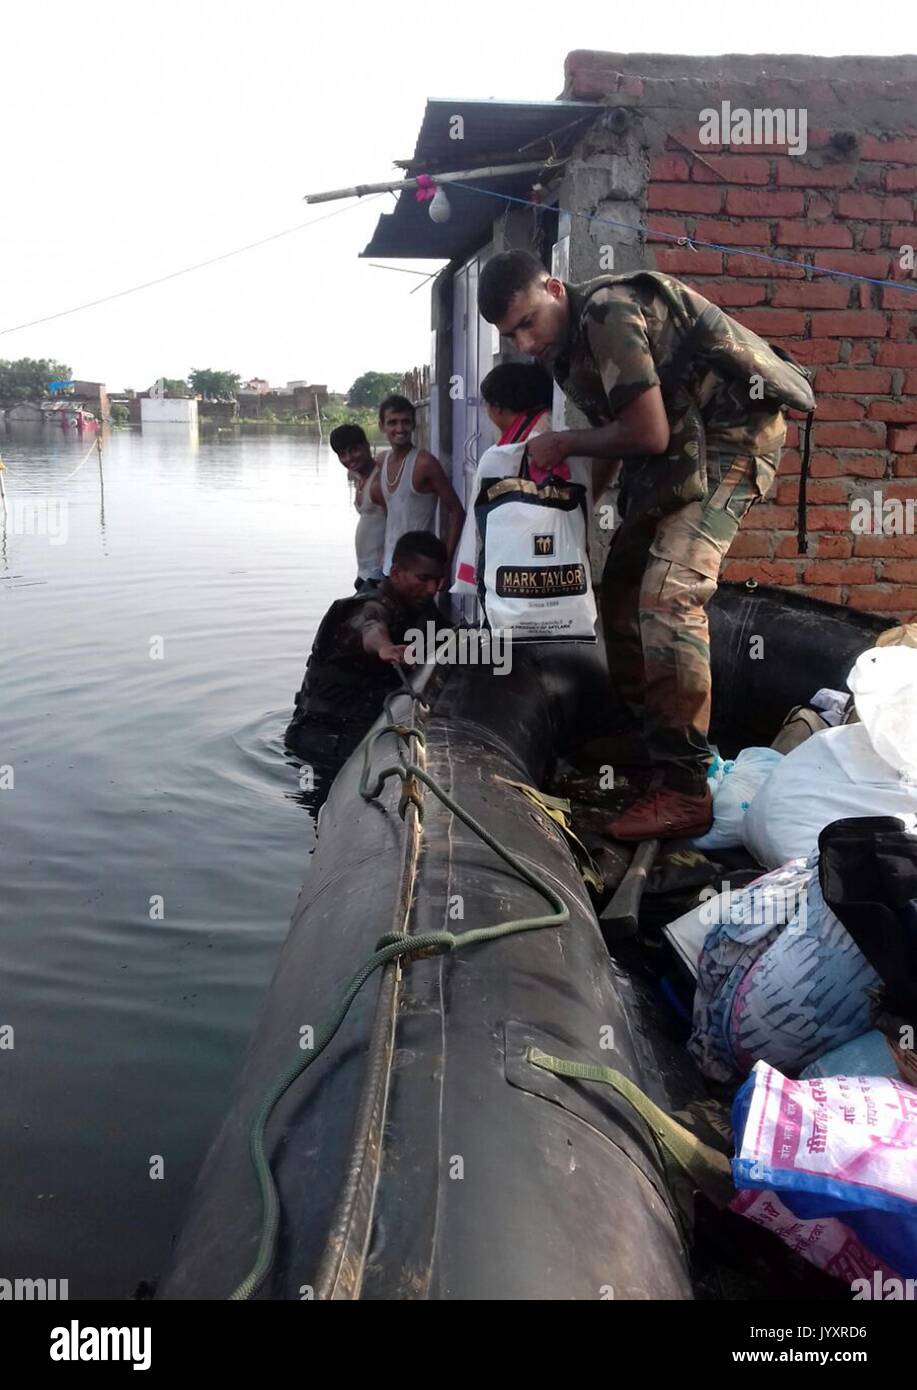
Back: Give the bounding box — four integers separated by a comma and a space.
370, 394, 464, 584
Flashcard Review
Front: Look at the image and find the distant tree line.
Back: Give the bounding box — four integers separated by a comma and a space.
1, 359, 409, 411
0, 357, 72, 404
155, 369, 241, 400
159, 369, 406, 407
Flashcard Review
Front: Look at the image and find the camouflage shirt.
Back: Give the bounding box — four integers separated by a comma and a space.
552, 273, 790, 520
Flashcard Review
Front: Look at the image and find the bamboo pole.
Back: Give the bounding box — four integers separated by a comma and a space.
303, 161, 548, 205
96, 431, 105, 530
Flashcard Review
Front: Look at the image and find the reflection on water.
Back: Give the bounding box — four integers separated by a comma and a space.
0, 424, 357, 1297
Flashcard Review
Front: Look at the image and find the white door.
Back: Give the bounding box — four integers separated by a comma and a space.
451, 250, 497, 619
451, 251, 497, 497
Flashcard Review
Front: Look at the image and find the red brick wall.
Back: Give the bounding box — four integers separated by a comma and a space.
646, 130, 917, 621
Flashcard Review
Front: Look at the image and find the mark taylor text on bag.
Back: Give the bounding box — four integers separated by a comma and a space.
495, 563, 588, 596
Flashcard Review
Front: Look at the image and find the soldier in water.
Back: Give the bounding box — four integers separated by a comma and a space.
285, 531, 446, 813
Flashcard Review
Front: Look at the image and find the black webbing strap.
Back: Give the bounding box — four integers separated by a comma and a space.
796, 411, 816, 555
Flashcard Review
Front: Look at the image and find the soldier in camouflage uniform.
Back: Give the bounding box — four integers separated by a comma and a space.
478, 251, 812, 841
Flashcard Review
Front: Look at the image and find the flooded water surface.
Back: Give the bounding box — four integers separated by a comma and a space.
0, 424, 356, 1297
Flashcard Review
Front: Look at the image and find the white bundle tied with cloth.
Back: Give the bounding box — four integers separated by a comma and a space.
742, 725, 917, 869
847, 645, 917, 782
743, 644, 917, 868
692, 746, 784, 851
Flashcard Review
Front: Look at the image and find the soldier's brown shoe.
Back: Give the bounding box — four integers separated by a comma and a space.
605, 784, 713, 842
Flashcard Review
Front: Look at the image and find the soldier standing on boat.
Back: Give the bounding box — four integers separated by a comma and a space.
370, 394, 465, 584
478, 251, 814, 842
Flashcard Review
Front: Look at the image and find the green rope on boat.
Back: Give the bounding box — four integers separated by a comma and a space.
229, 685, 570, 1302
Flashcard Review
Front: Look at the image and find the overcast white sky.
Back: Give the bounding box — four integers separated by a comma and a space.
2, 2, 915, 394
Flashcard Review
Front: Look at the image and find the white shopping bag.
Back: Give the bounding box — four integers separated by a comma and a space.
474, 447, 596, 642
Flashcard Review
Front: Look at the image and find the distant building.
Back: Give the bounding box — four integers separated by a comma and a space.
6, 402, 45, 424
241, 377, 271, 394
3, 380, 109, 422
70, 381, 110, 419
6, 400, 98, 429
141, 396, 199, 426
236, 382, 329, 417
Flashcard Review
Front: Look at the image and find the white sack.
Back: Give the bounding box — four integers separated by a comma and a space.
848, 645, 917, 781
742, 723, 917, 869
692, 746, 784, 850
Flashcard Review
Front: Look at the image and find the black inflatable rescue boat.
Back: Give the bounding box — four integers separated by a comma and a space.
158, 583, 890, 1300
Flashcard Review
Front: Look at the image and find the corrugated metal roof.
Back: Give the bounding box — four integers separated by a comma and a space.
362, 98, 603, 261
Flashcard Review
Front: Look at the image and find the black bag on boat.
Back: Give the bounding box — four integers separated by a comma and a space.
817, 816, 917, 1018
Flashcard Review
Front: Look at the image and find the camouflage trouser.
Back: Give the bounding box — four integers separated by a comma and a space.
601, 435, 784, 792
